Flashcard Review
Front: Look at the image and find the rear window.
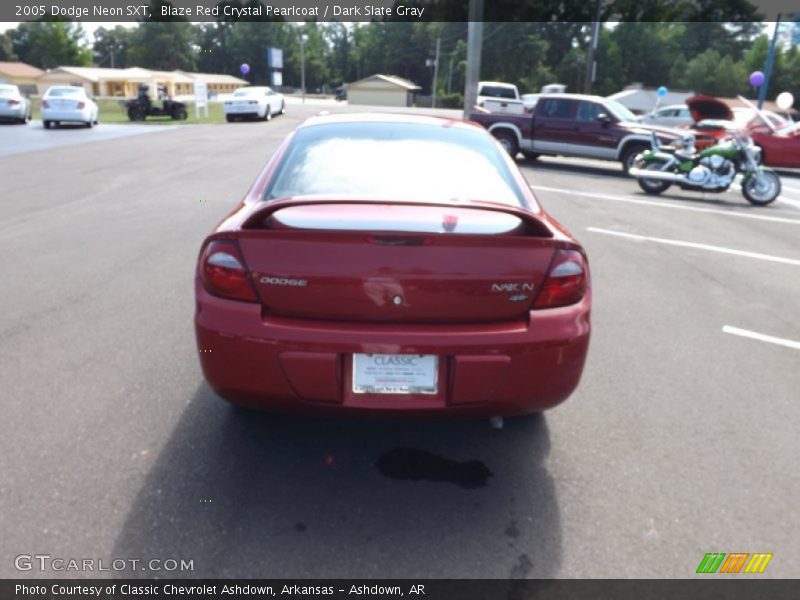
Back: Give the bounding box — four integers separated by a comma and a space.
264, 122, 526, 206
233, 89, 256, 97
479, 85, 517, 99
0, 88, 16, 97
47, 88, 83, 97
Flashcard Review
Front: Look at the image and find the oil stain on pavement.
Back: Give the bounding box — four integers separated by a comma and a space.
376, 447, 492, 488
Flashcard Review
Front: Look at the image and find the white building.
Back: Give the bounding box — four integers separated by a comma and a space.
36, 66, 247, 99
608, 84, 695, 115
347, 74, 421, 107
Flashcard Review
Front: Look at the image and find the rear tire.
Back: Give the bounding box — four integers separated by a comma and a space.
226, 115, 235, 123
494, 130, 519, 158
522, 151, 540, 161
264, 106, 272, 121
742, 170, 780, 206
278, 101, 285, 115
636, 162, 672, 195
128, 107, 146, 121
43, 120, 51, 129
622, 144, 648, 174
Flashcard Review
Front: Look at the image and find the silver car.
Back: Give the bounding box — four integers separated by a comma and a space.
639, 104, 693, 128
0, 84, 32, 124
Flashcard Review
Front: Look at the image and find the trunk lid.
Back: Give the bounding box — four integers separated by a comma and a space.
234, 202, 556, 323
686, 95, 733, 123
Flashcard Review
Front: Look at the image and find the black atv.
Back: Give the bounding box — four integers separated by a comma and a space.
126, 84, 188, 121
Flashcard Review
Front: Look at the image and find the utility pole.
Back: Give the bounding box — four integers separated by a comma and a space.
584, 0, 602, 94
463, 0, 483, 119
300, 33, 309, 103
447, 55, 454, 94
432, 36, 441, 108
759, 15, 782, 109
110, 49, 115, 69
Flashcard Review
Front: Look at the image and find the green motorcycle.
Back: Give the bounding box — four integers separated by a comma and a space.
629, 130, 781, 206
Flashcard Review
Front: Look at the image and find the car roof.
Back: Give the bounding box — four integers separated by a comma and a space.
536, 93, 610, 102
479, 81, 517, 88
298, 112, 483, 132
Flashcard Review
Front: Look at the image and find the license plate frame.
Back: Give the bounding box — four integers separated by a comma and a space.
352, 354, 438, 395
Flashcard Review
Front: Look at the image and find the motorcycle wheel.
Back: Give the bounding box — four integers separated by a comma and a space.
636, 162, 672, 195
742, 170, 780, 206
172, 107, 187, 120
128, 108, 146, 121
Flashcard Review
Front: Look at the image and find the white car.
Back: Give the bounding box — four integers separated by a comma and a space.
0, 84, 32, 123
41, 86, 98, 129
224, 86, 285, 122
639, 104, 694, 128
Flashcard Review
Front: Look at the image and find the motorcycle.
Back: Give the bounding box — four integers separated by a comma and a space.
628, 129, 781, 206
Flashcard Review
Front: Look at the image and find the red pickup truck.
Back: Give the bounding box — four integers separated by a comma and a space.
470, 93, 683, 172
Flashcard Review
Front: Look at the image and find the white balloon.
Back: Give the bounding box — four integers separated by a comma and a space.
776, 91, 794, 110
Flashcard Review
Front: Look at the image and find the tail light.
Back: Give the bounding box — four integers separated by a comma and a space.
41, 100, 50, 108
9, 99, 20, 106
76, 101, 85, 109
200, 240, 258, 302
534, 249, 588, 309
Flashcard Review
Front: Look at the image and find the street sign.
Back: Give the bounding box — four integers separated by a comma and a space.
194, 81, 208, 119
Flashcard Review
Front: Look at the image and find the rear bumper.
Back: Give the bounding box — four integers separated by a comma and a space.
194, 280, 591, 417
41, 109, 90, 122
0, 106, 26, 119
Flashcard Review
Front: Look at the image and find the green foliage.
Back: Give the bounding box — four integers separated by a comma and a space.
92, 26, 132, 68
0, 33, 17, 61
127, 22, 197, 71
677, 49, 748, 97
437, 91, 464, 109
9, 22, 91, 68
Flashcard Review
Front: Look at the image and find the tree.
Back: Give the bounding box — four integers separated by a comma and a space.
127, 22, 197, 71
8, 22, 91, 69
93, 26, 132, 68
0, 32, 17, 61
678, 49, 748, 97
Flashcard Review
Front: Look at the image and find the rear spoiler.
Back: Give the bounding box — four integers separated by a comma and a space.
239, 197, 554, 238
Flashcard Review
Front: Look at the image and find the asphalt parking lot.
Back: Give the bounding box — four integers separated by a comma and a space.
1, 104, 798, 579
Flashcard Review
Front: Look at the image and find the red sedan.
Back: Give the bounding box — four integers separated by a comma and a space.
751, 122, 800, 168
195, 113, 591, 417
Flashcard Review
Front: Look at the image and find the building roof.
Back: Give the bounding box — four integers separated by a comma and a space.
0, 61, 44, 78
176, 70, 248, 84
39, 66, 246, 85
349, 74, 421, 91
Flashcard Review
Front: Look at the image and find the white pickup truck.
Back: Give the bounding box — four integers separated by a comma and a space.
477, 81, 526, 115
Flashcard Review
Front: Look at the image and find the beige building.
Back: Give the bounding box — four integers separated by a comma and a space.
35, 66, 247, 99
0, 61, 44, 95
347, 74, 421, 107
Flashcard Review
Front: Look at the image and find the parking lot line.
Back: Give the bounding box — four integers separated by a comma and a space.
722, 326, 800, 350
586, 227, 800, 266
532, 185, 800, 224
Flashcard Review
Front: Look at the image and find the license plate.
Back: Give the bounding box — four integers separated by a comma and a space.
352, 354, 438, 395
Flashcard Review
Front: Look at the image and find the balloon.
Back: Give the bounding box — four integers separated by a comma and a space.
749, 71, 765, 87
776, 91, 794, 110
657, 86, 668, 97
240, 63, 250, 75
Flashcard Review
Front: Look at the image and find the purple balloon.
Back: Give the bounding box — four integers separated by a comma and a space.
749, 70, 765, 87
240, 63, 250, 75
